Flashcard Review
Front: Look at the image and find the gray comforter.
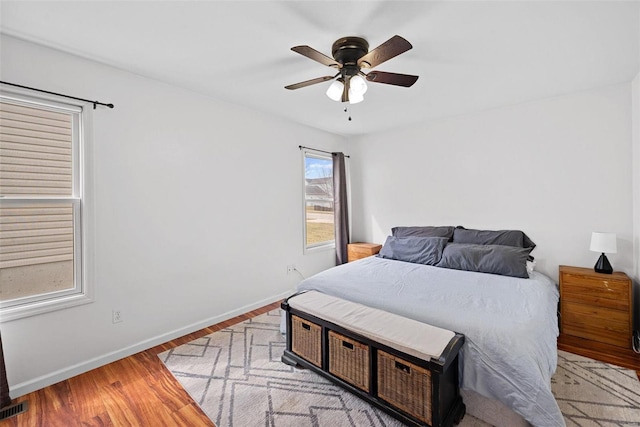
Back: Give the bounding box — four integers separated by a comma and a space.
296, 256, 564, 426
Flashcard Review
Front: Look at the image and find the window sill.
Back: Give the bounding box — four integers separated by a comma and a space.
0, 292, 93, 323
304, 243, 336, 255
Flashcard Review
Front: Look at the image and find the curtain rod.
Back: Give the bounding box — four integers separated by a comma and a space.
0, 81, 114, 110
299, 145, 350, 158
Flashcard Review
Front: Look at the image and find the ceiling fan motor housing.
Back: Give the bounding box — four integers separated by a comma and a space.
332, 37, 369, 69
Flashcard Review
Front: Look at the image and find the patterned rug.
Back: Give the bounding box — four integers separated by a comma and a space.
553, 351, 640, 425
158, 310, 640, 426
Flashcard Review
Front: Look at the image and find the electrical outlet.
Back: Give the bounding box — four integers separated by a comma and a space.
287, 265, 296, 274
112, 309, 123, 323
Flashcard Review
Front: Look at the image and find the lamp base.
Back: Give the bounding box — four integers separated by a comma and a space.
594, 253, 613, 274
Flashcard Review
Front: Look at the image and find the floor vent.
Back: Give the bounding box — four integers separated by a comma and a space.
0, 401, 28, 420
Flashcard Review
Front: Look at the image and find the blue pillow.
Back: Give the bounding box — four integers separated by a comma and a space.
378, 236, 448, 266
436, 243, 532, 278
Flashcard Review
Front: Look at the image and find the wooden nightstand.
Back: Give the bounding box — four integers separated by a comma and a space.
347, 242, 382, 262
558, 265, 640, 375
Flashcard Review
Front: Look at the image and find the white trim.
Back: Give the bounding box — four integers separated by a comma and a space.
0, 292, 93, 323
8, 289, 294, 398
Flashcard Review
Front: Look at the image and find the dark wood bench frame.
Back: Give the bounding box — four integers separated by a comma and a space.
281, 294, 466, 427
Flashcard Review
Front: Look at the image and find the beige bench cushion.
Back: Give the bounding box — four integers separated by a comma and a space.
288, 290, 455, 361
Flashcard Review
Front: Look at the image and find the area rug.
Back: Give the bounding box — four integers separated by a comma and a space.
552, 351, 640, 425
158, 310, 640, 426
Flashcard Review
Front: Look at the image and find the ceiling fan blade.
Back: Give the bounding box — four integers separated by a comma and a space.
365, 71, 419, 87
285, 76, 335, 90
291, 46, 340, 68
357, 35, 412, 69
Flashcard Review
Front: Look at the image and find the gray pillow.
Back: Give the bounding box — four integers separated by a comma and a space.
436, 243, 532, 278
453, 227, 536, 250
391, 226, 455, 241
378, 236, 448, 266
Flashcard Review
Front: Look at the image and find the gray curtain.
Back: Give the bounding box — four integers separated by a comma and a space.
332, 152, 349, 264
0, 333, 10, 409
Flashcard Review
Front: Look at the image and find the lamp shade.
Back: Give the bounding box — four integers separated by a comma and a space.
350, 75, 368, 95
348, 89, 364, 104
589, 232, 617, 254
326, 79, 344, 102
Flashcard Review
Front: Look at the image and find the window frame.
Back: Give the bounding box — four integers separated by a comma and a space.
0, 90, 93, 322
301, 148, 335, 253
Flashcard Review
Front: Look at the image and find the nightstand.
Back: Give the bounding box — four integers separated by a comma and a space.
558, 265, 640, 375
347, 242, 382, 262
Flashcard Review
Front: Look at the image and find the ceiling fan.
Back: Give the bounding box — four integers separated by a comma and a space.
285, 35, 419, 104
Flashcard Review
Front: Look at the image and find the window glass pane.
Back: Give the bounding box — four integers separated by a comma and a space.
0, 102, 73, 196
304, 155, 334, 247
0, 202, 75, 301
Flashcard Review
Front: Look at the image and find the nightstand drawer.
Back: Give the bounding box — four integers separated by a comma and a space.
561, 275, 630, 310
562, 301, 629, 324
562, 317, 630, 348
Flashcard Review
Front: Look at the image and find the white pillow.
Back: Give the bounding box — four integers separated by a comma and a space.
526, 260, 537, 275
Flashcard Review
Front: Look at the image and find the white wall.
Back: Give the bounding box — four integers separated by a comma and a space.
350, 84, 633, 282
0, 35, 345, 396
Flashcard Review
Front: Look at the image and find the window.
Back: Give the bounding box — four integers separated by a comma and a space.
0, 93, 90, 321
302, 149, 335, 250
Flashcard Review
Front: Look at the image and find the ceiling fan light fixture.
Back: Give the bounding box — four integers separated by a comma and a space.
348, 89, 364, 104
326, 79, 344, 101
350, 75, 368, 95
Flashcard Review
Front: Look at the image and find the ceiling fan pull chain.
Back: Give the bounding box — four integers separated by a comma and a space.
344, 106, 352, 121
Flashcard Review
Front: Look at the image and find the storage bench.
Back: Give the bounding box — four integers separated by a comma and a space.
281, 291, 466, 427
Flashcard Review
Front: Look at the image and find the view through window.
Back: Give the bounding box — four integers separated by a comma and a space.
303, 151, 335, 249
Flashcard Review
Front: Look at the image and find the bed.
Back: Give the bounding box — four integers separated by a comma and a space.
294, 227, 564, 427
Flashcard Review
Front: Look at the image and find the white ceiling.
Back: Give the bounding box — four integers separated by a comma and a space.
1, 1, 638, 136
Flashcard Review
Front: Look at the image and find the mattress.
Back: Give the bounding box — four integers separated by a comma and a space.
296, 256, 564, 427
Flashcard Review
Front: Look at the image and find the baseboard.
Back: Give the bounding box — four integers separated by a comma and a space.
10, 289, 293, 398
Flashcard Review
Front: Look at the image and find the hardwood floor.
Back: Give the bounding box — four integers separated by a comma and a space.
2, 301, 281, 427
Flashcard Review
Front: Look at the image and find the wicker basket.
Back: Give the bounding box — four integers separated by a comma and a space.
328, 331, 370, 392
291, 315, 322, 367
377, 350, 432, 425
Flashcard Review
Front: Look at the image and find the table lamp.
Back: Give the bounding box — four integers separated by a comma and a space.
589, 232, 616, 274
